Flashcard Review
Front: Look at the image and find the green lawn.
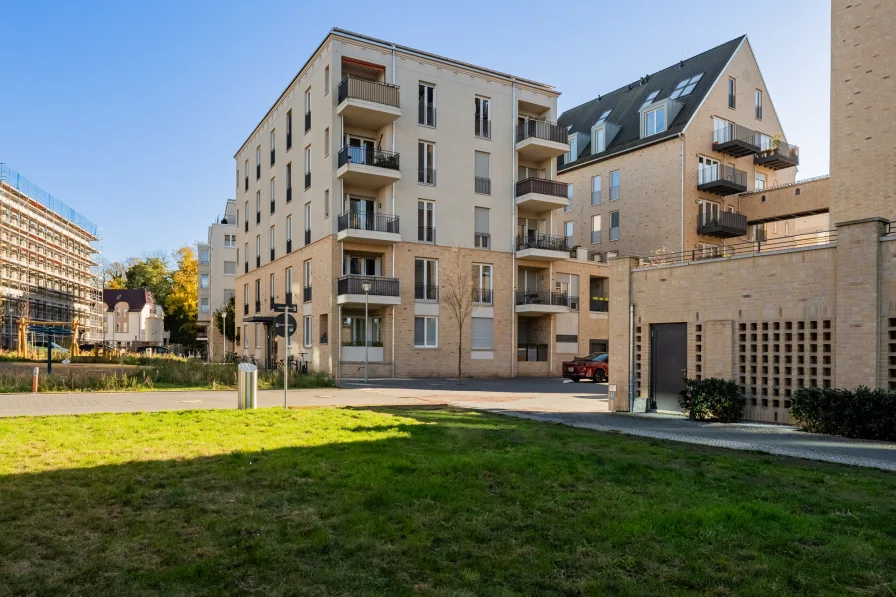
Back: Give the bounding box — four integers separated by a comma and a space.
1, 408, 894, 596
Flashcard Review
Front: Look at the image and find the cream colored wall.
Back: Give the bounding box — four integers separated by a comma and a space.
737, 177, 829, 223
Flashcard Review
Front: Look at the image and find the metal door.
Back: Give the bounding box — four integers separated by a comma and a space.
650, 323, 687, 412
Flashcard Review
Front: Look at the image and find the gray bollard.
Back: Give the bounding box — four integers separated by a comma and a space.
237, 363, 258, 409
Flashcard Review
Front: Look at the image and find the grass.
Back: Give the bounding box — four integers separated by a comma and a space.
0, 359, 334, 393
0, 408, 894, 596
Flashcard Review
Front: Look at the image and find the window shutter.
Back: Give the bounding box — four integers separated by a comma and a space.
474, 151, 489, 178
472, 317, 493, 350
474, 207, 489, 234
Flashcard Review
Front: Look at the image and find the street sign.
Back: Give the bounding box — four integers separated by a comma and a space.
272, 303, 297, 313
274, 314, 297, 337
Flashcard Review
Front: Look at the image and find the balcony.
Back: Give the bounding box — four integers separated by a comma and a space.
304, 286, 312, 302
336, 275, 401, 306
697, 165, 747, 195
515, 232, 570, 261
515, 120, 569, 161
337, 212, 401, 244
337, 76, 401, 129
337, 145, 401, 189
515, 290, 570, 315
712, 123, 761, 158
415, 285, 438, 302
755, 141, 799, 170
697, 211, 748, 239
515, 177, 570, 211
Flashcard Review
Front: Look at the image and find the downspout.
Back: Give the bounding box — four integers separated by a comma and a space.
679, 133, 685, 253
391, 43, 396, 379
629, 302, 635, 412
511, 79, 517, 377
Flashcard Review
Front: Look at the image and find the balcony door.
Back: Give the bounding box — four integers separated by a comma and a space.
345, 255, 380, 277
518, 166, 545, 181
712, 117, 732, 144
699, 200, 720, 227
345, 135, 375, 166
349, 197, 375, 230
698, 156, 720, 185
518, 217, 541, 241
519, 268, 540, 292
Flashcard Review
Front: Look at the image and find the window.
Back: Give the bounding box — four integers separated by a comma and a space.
304, 88, 311, 132
564, 221, 573, 245
728, 78, 736, 109
414, 316, 438, 347
285, 266, 293, 299
474, 207, 490, 249
754, 89, 763, 120
255, 323, 261, 348
472, 318, 493, 350
755, 172, 766, 191
224, 261, 236, 276
270, 130, 276, 166
255, 191, 261, 222
255, 235, 260, 265
472, 263, 492, 304
285, 163, 292, 202
669, 73, 703, 99
418, 83, 435, 127
269, 226, 275, 260
324, 189, 329, 218
303, 316, 312, 347
244, 159, 249, 189
304, 203, 311, 243
698, 156, 720, 184
254, 279, 260, 307
286, 110, 292, 150
644, 105, 666, 136
418, 200, 435, 243
244, 200, 249, 226
610, 170, 620, 201
224, 234, 236, 248
243, 325, 248, 349
699, 200, 720, 227
199, 248, 210, 264
255, 146, 261, 179
303, 260, 311, 293
594, 126, 607, 153
474, 96, 491, 138
269, 273, 276, 304
324, 127, 329, 157
640, 90, 660, 109
286, 215, 292, 250
475, 151, 490, 194
610, 211, 620, 241
244, 242, 248, 269
697, 243, 722, 259
784, 222, 790, 235
324, 65, 330, 95
591, 175, 601, 205
592, 215, 601, 244
595, 109, 612, 125
200, 274, 209, 289
304, 146, 311, 188
200, 297, 209, 313
418, 141, 435, 185
270, 177, 276, 213
415, 258, 438, 301
565, 183, 573, 212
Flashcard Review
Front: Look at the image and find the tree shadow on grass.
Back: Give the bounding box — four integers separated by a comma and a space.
1, 407, 895, 596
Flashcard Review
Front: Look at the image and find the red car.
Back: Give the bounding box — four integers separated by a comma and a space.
562, 352, 609, 383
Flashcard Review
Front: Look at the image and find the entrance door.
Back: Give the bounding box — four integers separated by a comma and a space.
650, 323, 687, 412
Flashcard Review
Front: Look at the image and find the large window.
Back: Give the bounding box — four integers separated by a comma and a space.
472, 263, 492, 304
224, 234, 236, 248
474, 151, 490, 195
591, 175, 601, 205
418, 200, 434, 243
286, 163, 292, 202
200, 274, 209, 289
418, 141, 435, 185
699, 200, 720, 226
304, 88, 311, 132
755, 172, 766, 191
669, 73, 702, 99
610, 211, 620, 241
644, 106, 666, 136
418, 83, 436, 127
414, 316, 438, 347
640, 90, 659, 109
698, 156, 720, 184
474, 207, 490, 249
610, 170, 620, 201
414, 258, 438, 301
199, 248, 210, 264
200, 297, 209, 313
270, 130, 276, 166
471, 318, 493, 350
304, 146, 311, 188
474, 96, 491, 138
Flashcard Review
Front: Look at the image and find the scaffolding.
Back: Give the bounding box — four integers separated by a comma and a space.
0, 163, 103, 350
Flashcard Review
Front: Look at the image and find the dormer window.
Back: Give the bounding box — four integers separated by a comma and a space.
669, 73, 703, 99
594, 109, 612, 126
640, 90, 660, 109
594, 127, 606, 153
644, 105, 666, 136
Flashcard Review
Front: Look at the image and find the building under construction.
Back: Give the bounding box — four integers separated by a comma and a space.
0, 163, 103, 350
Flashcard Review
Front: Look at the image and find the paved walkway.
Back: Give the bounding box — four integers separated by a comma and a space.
1, 380, 894, 471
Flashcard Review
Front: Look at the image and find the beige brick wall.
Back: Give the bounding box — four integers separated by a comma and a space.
830, 0, 896, 224
737, 177, 829, 224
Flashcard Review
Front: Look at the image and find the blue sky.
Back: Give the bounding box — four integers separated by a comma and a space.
0, 0, 830, 262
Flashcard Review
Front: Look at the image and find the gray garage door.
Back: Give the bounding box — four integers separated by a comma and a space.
650, 323, 687, 412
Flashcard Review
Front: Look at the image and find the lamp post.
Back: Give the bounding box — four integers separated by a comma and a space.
361, 280, 371, 383
222, 310, 227, 359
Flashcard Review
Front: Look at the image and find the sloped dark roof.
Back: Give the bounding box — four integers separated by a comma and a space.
103, 289, 156, 312
558, 35, 745, 172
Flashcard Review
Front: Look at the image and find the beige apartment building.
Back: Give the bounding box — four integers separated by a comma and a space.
557, 36, 802, 261
234, 28, 610, 378
0, 163, 103, 349
606, 0, 896, 423
197, 199, 237, 360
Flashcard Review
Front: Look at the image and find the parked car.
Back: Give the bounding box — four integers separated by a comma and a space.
79, 342, 116, 353
134, 345, 181, 357
562, 352, 609, 383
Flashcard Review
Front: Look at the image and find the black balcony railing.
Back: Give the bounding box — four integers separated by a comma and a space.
515, 290, 570, 307
286, 239, 292, 253
337, 145, 400, 171
256, 164, 260, 180
697, 211, 748, 239
516, 232, 569, 252
755, 141, 800, 170
256, 211, 260, 224
590, 297, 609, 312
303, 286, 312, 302
270, 248, 275, 261
418, 106, 436, 127
244, 175, 248, 191
304, 171, 311, 189
516, 177, 568, 199
270, 296, 276, 310
475, 118, 491, 139
697, 164, 748, 195
304, 110, 311, 132
338, 75, 400, 107
473, 288, 493, 305
255, 300, 261, 313
286, 132, 292, 151
474, 232, 491, 249
285, 292, 293, 306
304, 229, 311, 246
270, 149, 275, 167
286, 186, 292, 203
244, 220, 248, 232
475, 177, 491, 195
256, 256, 260, 268
337, 275, 400, 297
338, 212, 400, 234
418, 226, 435, 243
418, 168, 436, 185
244, 262, 248, 274
712, 123, 761, 157
244, 303, 249, 315
415, 284, 438, 302
516, 120, 568, 144
270, 200, 275, 214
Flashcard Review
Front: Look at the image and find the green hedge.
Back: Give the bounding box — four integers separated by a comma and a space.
679, 378, 745, 422
790, 386, 896, 440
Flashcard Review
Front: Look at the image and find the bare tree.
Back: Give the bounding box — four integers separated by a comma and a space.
440, 244, 474, 384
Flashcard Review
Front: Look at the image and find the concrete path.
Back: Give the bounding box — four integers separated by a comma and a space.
1, 378, 894, 471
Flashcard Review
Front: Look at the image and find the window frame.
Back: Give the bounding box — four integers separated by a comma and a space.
414, 316, 438, 348
303, 316, 312, 348
728, 77, 736, 109
610, 210, 620, 242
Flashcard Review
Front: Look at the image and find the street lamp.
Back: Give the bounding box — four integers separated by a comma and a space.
361, 280, 371, 383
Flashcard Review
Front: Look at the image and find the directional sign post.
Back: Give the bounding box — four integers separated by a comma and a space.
273, 303, 297, 409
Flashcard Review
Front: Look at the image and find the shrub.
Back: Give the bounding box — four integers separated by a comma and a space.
790, 386, 896, 441
679, 378, 745, 422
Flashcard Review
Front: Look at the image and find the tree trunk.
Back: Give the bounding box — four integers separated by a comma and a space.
457, 325, 463, 385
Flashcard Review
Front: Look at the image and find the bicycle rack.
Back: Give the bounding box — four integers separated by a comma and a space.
357, 365, 376, 382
